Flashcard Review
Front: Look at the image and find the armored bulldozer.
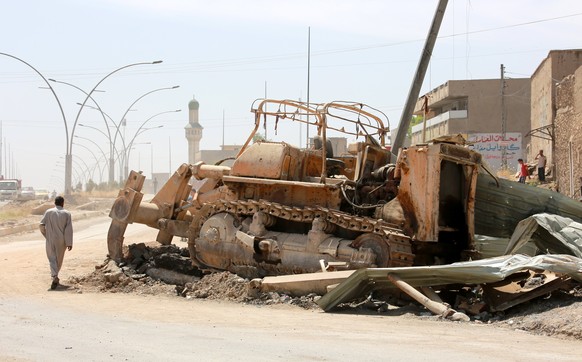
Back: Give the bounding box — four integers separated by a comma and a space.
108, 99, 482, 277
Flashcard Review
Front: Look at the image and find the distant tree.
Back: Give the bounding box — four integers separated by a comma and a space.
407, 115, 424, 138
253, 132, 267, 143
85, 179, 96, 192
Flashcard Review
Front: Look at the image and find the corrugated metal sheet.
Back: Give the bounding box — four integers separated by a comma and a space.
317, 254, 582, 312
475, 173, 582, 238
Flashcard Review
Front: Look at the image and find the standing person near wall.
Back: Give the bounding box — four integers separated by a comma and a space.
535, 150, 547, 182
516, 158, 530, 183
39, 196, 73, 290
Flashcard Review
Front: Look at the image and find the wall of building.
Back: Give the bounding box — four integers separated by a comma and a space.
411, 78, 530, 172
554, 67, 582, 198
530, 50, 582, 169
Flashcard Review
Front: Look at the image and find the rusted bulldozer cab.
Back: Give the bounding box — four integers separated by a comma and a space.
393, 141, 481, 264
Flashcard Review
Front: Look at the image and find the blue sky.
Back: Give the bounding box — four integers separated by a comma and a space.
1, 0, 581, 190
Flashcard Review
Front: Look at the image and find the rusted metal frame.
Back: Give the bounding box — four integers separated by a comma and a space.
525, 124, 554, 141
240, 99, 322, 158
321, 101, 389, 146
320, 114, 328, 184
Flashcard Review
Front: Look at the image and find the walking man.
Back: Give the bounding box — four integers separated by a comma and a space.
535, 150, 547, 182
39, 196, 73, 290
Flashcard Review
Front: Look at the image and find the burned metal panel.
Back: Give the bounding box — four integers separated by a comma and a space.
396, 145, 440, 241
223, 175, 342, 209
396, 143, 481, 243
475, 173, 582, 238
230, 142, 305, 180
317, 254, 582, 311
482, 270, 570, 312
151, 163, 193, 219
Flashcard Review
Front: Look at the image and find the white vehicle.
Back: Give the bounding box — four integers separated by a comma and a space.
19, 187, 36, 201
35, 189, 50, 200
0, 179, 22, 201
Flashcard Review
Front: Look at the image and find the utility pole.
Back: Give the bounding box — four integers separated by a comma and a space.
392, 0, 448, 158
500, 64, 507, 170
306, 26, 311, 147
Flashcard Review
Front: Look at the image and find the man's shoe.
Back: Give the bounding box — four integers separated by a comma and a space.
50, 278, 59, 290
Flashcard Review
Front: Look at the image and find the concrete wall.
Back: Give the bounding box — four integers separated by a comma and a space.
530, 50, 582, 169
554, 66, 582, 198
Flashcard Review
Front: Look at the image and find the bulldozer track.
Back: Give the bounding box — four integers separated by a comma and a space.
188, 199, 414, 267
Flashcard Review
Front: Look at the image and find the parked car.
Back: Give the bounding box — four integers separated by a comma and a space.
35, 189, 50, 200
19, 187, 36, 201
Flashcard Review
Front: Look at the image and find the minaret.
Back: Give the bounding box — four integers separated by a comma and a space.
185, 96, 203, 164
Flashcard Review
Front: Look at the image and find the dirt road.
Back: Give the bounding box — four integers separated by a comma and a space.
2, 216, 582, 361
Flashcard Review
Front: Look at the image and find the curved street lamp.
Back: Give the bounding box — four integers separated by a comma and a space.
122, 109, 180, 174
82, 85, 179, 186
49, 79, 115, 184
73, 142, 105, 183
0, 52, 68, 178
123, 123, 167, 179
65, 60, 163, 195
120, 109, 180, 180
112, 85, 180, 156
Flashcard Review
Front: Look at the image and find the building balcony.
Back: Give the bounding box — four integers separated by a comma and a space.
411, 110, 468, 134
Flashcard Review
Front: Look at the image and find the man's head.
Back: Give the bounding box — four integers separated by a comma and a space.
54, 196, 64, 207
518, 158, 524, 163
539, 150, 544, 155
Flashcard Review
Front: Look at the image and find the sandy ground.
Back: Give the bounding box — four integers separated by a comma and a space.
2, 215, 582, 361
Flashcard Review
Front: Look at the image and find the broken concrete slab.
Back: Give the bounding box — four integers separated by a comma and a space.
258, 270, 356, 296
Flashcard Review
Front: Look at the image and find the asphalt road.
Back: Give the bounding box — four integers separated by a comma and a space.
1, 216, 582, 361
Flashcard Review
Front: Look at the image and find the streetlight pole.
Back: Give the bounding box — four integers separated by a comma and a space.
49, 79, 114, 184
124, 126, 164, 177
111, 86, 180, 172
122, 110, 180, 178
65, 60, 163, 195
73, 142, 104, 183
0, 52, 68, 184
78, 106, 121, 185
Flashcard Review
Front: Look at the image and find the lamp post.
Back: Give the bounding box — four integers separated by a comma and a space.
65, 60, 163, 195
49, 79, 114, 184
111, 86, 180, 174
78, 106, 121, 185
73, 141, 106, 183
122, 110, 180, 177
82, 85, 179, 186
122, 124, 164, 181
0, 52, 68, 181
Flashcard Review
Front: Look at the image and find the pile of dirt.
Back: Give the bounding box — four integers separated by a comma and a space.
68, 243, 321, 309
67, 243, 582, 339
491, 288, 582, 339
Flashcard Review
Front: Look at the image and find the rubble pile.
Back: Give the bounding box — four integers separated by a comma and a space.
68, 243, 582, 339
70, 243, 321, 309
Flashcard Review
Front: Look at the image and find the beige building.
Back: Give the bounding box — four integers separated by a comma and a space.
412, 78, 531, 172
529, 49, 582, 178
200, 145, 241, 167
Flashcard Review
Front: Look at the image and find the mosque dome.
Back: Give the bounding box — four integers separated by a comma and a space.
188, 97, 199, 110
